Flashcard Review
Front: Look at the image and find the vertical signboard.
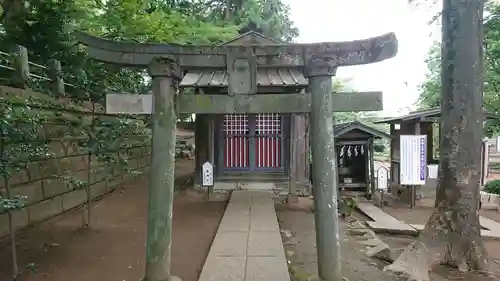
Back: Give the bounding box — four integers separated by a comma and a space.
400, 135, 427, 185
376, 167, 389, 191
202, 161, 214, 187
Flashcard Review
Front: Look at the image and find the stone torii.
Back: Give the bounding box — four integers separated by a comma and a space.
76, 31, 398, 281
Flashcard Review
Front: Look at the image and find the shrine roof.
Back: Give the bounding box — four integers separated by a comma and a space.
179, 68, 308, 88
334, 121, 391, 140
221, 31, 279, 45
374, 108, 500, 124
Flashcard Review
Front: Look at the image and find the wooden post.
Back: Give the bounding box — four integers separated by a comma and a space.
369, 139, 376, 198
409, 122, 421, 208
288, 114, 298, 202
0, 107, 19, 279
48, 59, 65, 96
12, 45, 29, 88
144, 58, 181, 281
306, 63, 342, 281
83, 103, 95, 227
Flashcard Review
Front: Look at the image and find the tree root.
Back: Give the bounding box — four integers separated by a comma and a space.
383, 230, 490, 281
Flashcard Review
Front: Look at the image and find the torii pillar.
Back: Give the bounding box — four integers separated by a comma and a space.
145, 58, 181, 281
305, 61, 341, 280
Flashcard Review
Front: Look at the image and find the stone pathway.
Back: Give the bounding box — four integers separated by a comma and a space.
198, 189, 290, 281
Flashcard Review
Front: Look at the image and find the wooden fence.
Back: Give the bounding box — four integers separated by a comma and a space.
0, 45, 152, 277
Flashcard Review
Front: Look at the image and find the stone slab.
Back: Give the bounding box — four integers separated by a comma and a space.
27, 197, 63, 223
479, 216, 500, 232
214, 182, 237, 190
240, 182, 275, 190
248, 231, 285, 256
410, 215, 500, 240
246, 256, 291, 281
250, 214, 279, 231
357, 202, 418, 235
198, 256, 246, 281
210, 231, 248, 257
410, 223, 500, 240
219, 215, 250, 232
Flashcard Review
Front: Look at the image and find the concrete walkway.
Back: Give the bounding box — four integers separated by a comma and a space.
198, 190, 290, 281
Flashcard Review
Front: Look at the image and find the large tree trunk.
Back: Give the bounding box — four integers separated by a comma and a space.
384, 1, 488, 280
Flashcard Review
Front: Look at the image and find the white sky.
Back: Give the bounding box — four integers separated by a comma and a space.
284, 0, 442, 117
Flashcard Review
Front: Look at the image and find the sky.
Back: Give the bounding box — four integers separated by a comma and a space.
284, 0, 442, 117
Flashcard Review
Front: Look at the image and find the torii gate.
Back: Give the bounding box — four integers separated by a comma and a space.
76, 31, 398, 281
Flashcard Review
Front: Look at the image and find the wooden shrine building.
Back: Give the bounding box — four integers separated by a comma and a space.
186, 30, 389, 191
375, 108, 499, 201
188, 31, 310, 187
333, 121, 390, 194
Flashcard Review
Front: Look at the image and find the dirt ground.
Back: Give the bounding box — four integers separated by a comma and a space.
278, 200, 500, 281
376, 205, 500, 280
0, 159, 227, 281
277, 205, 396, 281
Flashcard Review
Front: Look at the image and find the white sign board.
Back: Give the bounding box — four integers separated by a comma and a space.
202, 161, 214, 187
106, 93, 153, 114
400, 135, 427, 185
376, 167, 389, 191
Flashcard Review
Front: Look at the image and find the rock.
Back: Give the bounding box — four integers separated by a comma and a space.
280, 229, 293, 238
358, 238, 381, 247
287, 197, 314, 212
348, 220, 366, 229
366, 242, 392, 262
345, 227, 372, 236
354, 232, 376, 241
390, 247, 404, 261
306, 275, 323, 281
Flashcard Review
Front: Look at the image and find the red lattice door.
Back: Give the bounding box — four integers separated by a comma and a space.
255, 113, 282, 170
222, 114, 250, 169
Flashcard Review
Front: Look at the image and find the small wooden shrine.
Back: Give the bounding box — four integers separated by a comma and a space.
333, 121, 390, 194
187, 30, 390, 191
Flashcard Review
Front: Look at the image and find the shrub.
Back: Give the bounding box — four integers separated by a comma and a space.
373, 143, 386, 153
484, 179, 500, 195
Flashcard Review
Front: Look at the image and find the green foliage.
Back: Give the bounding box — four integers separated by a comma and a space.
0, 195, 27, 210
373, 143, 386, 153
0, 0, 299, 213
484, 179, 500, 195
417, 1, 500, 136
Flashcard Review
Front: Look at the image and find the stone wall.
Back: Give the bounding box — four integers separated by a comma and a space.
0, 145, 151, 238
0, 86, 152, 238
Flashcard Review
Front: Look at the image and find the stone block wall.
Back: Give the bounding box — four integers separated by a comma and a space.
0, 144, 151, 238
0, 86, 152, 238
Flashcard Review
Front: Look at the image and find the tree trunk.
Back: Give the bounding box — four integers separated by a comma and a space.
384, 1, 488, 280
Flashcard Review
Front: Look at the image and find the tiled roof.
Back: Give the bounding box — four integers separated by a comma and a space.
374, 108, 500, 124
179, 68, 308, 88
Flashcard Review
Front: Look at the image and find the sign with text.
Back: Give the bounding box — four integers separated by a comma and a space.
376, 167, 389, 191
202, 161, 214, 187
106, 93, 153, 114
400, 135, 427, 185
